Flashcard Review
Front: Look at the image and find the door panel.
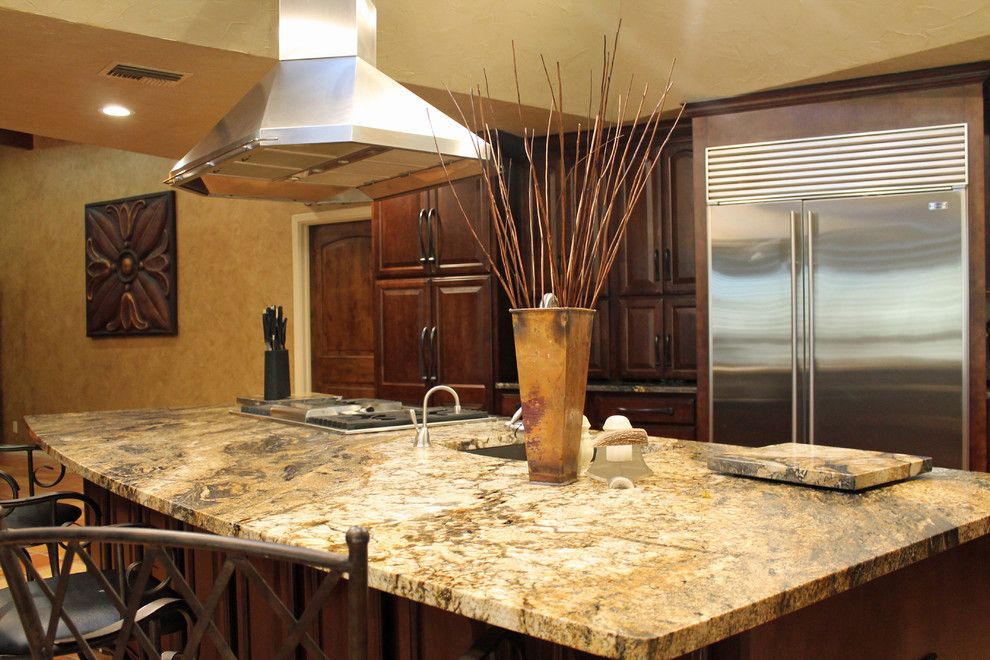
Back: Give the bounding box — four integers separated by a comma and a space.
431, 276, 492, 408
806, 191, 965, 468
374, 190, 430, 278
431, 177, 490, 276
710, 201, 801, 446
375, 279, 430, 404
663, 296, 697, 380
661, 140, 696, 294
310, 222, 375, 399
616, 168, 662, 296
618, 298, 663, 380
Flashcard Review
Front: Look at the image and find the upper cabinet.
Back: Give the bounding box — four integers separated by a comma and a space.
374, 177, 490, 279
616, 136, 695, 296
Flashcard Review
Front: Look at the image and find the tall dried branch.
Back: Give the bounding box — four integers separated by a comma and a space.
434, 26, 682, 309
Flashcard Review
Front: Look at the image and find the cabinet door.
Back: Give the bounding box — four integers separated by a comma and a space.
591, 393, 696, 439
615, 167, 662, 296
431, 276, 492, 409
375, 279, 430, 404
662, 296, 697, 380
618, 298, 663, 380
588, 297, 611, 380
373, 190, 430, 278
431, 178, 490, 276
661, 139, 696, 293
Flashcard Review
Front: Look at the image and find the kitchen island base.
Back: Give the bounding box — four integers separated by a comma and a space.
85, 480, 990, 660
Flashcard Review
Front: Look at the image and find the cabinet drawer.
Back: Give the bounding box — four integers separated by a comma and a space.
593, 394, 695, 426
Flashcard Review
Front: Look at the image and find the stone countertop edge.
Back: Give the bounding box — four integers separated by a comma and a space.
24, 406, 990, 659
495, 381, 698, 394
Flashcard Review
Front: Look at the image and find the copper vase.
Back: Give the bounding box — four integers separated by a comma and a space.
511, 308, 595, 485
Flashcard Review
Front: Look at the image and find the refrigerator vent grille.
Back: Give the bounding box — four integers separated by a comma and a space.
706, 124, 967, 204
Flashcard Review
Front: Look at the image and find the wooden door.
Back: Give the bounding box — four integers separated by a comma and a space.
431, 276, 492, 409
375, 279, 430, 404
309, 222, 375, 398
616, 167, 663, 296
618, 298, 663, 380
661, 138, 696, 294
373, 190, 430, 278
663, 296, 697, 380
430, 177, 490, 276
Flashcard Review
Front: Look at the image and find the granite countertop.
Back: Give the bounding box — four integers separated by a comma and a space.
26, 407, 990, 659
496, 381, 698, 394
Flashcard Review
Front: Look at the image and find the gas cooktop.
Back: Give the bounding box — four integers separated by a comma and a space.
237, 397, 490, 434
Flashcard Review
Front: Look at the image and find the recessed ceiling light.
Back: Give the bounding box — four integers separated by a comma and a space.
101, 104, 132, 117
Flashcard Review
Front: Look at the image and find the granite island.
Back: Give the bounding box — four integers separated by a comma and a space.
25, 406, 990, 659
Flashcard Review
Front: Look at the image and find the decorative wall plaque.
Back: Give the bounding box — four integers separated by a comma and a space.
85, 191, 177, 337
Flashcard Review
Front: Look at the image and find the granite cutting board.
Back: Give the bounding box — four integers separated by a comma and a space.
707, 443, 932, 491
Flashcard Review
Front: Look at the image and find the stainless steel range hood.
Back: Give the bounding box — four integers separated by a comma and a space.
165, 0, 488, 205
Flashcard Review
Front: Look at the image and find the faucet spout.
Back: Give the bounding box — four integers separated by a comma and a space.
412, 385, 461, 448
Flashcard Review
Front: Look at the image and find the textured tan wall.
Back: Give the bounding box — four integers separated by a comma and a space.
0, 140, 301, 441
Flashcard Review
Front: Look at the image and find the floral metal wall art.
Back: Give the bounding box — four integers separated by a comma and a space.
85, 191, 177, 336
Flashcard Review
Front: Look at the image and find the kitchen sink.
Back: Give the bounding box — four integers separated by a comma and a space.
462, 443, 527, 461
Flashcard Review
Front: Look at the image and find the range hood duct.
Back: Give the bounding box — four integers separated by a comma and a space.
166, 0, 488, 205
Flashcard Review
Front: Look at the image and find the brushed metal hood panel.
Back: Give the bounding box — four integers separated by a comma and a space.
166, 56, 487, 205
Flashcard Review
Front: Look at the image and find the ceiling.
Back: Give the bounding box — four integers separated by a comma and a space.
0, 0, 988, 160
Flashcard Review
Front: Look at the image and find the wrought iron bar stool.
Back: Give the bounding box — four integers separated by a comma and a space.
0, 524, 370, 659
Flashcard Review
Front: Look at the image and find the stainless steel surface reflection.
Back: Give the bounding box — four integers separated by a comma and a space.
709, 190, 967, 468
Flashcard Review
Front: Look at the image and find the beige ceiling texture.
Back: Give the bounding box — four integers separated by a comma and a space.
0, 0, 988, 159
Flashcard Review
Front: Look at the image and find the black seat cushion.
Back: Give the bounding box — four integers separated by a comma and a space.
4, 502, 81, 529
0, 569, 182, 655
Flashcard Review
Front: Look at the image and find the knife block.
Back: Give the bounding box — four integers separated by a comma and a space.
264, 349, 291, 401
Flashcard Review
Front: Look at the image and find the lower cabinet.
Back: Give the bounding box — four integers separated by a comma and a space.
590, 392, 696, 439
495, 390, 697, 440
375, 275, 492, 408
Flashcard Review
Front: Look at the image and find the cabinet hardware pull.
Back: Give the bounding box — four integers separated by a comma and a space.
425, 208, 438, 266
616, 406, 675, 416
664, 333, 672, 366
654, 334, 661, 368
417, 209, 429, 267
653, 249, 661, 282
419, 326, 429, 382
429, 326, 438, 383
663, 248, 672, 282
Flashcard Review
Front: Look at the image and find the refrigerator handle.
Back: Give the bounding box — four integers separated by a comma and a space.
806, 210, 816, 445
790, 211, 799, 444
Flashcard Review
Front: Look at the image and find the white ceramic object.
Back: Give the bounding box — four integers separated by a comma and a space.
602, 415, 632, 431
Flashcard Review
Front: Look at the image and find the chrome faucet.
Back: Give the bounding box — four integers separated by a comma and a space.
409, 385, 461, 448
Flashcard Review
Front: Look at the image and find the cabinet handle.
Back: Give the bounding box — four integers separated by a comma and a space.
653, 249, 661, 282
426, 208, 438, 266
418, 326, 429, 382
663, 248, 672, 282
664, 334, 672, 367
429, 326, 438, 382
654, 334, 661, 367
616, 406, 675, 416
417, 209, 429, 268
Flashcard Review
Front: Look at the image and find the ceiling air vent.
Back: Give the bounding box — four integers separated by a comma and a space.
101, 63, 187, 86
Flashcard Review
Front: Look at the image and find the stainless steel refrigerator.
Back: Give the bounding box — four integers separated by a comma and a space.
707, 126, 969, 469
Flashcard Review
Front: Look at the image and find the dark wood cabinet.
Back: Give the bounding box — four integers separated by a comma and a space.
431, 276, 492, 407
663, 296, 698, 380
375, 276, 492, 408
618, 298, 663, 380
373, 178, 489, 279
660, 138, 696, 294
590, 392, 696, 440
616, 168, 663, 297
375, 279, 432, 404
588, 297, 611, 379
